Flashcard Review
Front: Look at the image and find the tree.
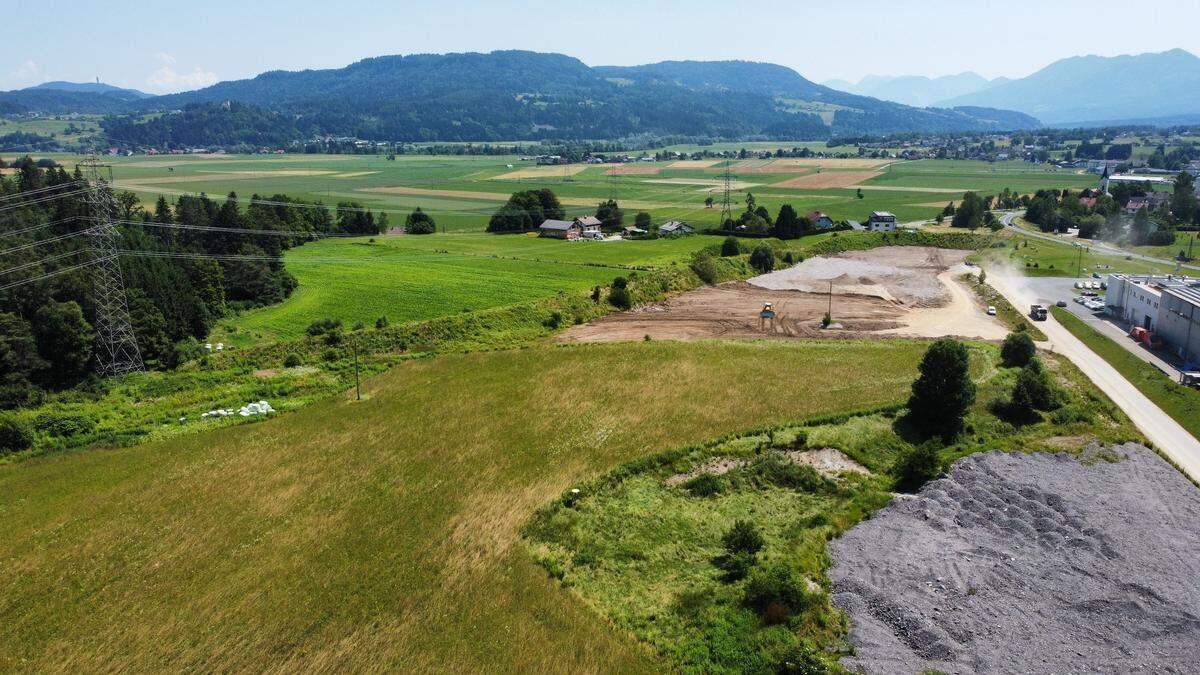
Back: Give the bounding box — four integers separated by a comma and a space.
1172, 172, 1198, 225
906, 339, 976, 439
0, 414, 33, 455
704, 196, 714, 208
634, 211, 652, 231
1131, 206, 1152, 245
405, 207, 436, 234
772, 204, 804, 239
721, 237, 742, 257
749, 244, 775, 273
1000, 331, 1036, 368
0, 312, 46, 407
722, 520, 764, 556
33, 301, 93, 385
952, 191, 986, 230
596, 199, 623, 229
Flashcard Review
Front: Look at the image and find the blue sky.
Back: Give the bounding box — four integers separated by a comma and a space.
6, 0, 1200, 93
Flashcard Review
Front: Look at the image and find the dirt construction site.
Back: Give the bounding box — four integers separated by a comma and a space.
557, 246, 1007, 343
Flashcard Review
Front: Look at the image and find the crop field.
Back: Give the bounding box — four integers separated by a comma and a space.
220, 233, 714, 344
0, 339, 930, 672
14, 152, 1105, 231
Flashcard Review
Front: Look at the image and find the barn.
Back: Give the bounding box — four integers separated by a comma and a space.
539, 219, 583, 239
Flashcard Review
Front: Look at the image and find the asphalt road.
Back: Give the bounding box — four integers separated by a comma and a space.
1000, 211, 1200, 272
989, 272, 1200, 481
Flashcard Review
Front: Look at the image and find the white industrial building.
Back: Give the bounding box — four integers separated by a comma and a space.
1106, 274, 1200, 366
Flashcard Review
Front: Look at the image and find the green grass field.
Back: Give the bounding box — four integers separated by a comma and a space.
0, 339, 931, 672
11, 152, 1105, 234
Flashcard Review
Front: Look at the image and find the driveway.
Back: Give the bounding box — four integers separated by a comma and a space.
989, 272, 1200, 481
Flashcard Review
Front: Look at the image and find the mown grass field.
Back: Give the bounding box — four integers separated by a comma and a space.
979, 227, 1177, 278
0, 339, 929, 672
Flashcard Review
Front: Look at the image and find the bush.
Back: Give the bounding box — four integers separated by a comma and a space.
608, 286, 632, 310
405, 206, 436, 234
1011, 358, 1059, 413
721, 236, 742, 257
375, 316, 389, 329
543, 311, 564, 329
683, 472, 724, 497
306, 317, 342, 336
891, 442, 943, 493
775, 644, 831, 674
743, 563, 812, 623
690, 252, 719, 284
33, 411, 96, 438
283, 354, 302, 368
0, 414, 33, 455
722, 519, 765, 556
1000, 331, 1036, 368
749, 244, 776, 273
743, 454, 832, 492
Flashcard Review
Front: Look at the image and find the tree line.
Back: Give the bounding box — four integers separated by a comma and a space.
0, 156, 389, 408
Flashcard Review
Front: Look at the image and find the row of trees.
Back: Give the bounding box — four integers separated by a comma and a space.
0, 156, 390, 407
720, 193, 847, 240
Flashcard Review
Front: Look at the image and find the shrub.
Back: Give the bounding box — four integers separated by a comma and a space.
721, 236, 742, 257
0, 414, 33, 455
1000, 331, 1036, 368
544, 311, 563, 329
375, 316, 389, 329
33, 411, 96, 438
690, 252, 719, 284
306, 317, 342, 336
743, 563, 812, 623
717, 550, 756, 582
744, 454, 832, 492
906, 339, 975, 439
722, 519, 765, 556
283, 354, 302, 368
775, 644, 831, 674
405, 207, 436, 234
352, 321, 365, 331
683, 472, 725, 497
891, 442, 943, 493
608, 277, 632, 309
1011, 358, 1059, 413
323, 330, 344, 346
749, 244, 776, 273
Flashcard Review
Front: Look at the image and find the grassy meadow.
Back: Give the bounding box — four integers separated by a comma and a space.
0, 339, 930, 672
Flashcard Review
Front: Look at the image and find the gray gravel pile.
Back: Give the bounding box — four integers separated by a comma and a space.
829, 444, 1200, 674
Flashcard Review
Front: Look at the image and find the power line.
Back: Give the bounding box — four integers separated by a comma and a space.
0, 181, 85, 203
0, 229, 88, 256
0, 216, 81, 239
0, 258, 99, 292
0, 187, 94, 214
0, 249, 87, 277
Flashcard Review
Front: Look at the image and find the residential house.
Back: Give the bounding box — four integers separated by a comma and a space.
866, 211, 897, 232
575, 216, 603, 232
659, 221, 694, 236
806, 211, 834, 229
1125, 196, 1150, 214
621, 226, 647, 237
539, 219, 582, 240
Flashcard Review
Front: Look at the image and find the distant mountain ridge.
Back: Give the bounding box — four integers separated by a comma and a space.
935, 49, 1200, 124
26, 81, 151, 98
2, 51, 1039, 142
823, 72, 1009, 107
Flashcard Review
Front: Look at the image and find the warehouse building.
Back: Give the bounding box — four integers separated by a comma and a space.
1106, 274, 1200, 365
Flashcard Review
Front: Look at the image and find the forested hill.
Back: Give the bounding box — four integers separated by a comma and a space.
33, 51, 1040, 145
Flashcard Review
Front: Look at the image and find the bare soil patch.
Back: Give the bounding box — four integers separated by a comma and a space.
831, 445, 1200, 674
770, 158, 894, 170
493, 165, 589, 180
667, 160, 720, 169
771, 171, 882, 189
559, 247, 1006, 343
665, 448, 869, 486
604, 165, 663, 175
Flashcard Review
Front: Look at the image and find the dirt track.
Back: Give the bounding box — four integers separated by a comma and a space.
558, 247, 1007, 343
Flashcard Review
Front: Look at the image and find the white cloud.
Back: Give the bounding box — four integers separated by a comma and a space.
146, 52, 217, 93
7, 59, 41, 85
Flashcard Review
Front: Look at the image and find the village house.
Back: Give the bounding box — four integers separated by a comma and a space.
658, 221, 694, 236
538, 219, 582, 240
866, 211, 897, 232
1125, 196, 1150, 214
575, 216, 603, 232
806, 211, 835, 229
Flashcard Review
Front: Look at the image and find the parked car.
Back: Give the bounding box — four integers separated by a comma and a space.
986, 306, 997, 316
1056, 300, 1067, 307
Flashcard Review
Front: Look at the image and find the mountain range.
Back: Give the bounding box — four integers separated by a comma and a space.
935, 48, 1200, 125
823, 72, 1010, 108
0, 51, 1036, 143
